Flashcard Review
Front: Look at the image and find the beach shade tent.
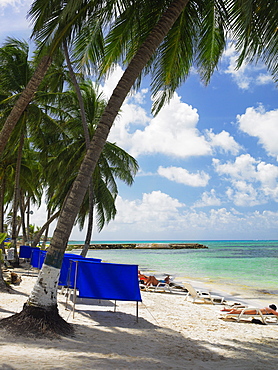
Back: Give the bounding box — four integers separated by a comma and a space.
30, 249, 47, 269
72, 260, 142, 320
19, 245, 40, 259
58, 254, 102, 288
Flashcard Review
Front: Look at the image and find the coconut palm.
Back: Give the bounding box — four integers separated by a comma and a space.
34, 80, 138, 255
0, 39, 44, 260
1, 0, 278, 337
0, 0, 194, 337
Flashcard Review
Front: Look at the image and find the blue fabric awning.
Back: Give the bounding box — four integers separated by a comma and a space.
59, 254, 101, 287
30, 248, 46, 268
75, 260, 142, 302
19, 245, 40, 259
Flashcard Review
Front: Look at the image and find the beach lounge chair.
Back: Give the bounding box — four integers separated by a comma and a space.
141, 274, 181, 293
140, 278, 172, 293
140, 275, 188, 294
153, 279, 173, 293
220, 306, 278, 324
183, 282, 225, 304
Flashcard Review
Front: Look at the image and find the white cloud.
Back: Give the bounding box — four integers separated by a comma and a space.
205, 129, 241, 155
0, 0, 21, 8
213, 154, 278, 205
107, 191, 185, 233
256, 74, 274, 85
107, 88, 212, 158
213, 154, 258, 180
222, 43, 274, 89
130, 93, 211, 158
158, 166, 210, 187
226, 181, 261, 206
0, 0, 32, 33
32, 190, 278, 240
257, 162, 278, 199
193, 189, 221, 207
103, 68, 246, 160
101, 65, 124, 100
92, 192, 278, 239
237, 105, 278, 159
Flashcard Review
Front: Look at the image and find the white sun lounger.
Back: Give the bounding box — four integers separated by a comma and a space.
221, 307, 278, 324
140, 275, 188, 294
183, 282, 226, 304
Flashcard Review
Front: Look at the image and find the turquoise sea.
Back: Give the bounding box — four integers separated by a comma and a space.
68, 240, 278, 295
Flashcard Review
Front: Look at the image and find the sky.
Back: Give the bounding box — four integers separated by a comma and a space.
1, 0, 278, 241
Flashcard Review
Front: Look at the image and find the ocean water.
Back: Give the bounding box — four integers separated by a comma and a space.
68, 240, 278, 295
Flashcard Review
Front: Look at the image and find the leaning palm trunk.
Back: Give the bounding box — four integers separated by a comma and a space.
0, 0, 189, 337
81, 196, 95, 257
11, 131, 25, 265
63, 40, 95, 257
19, 194, 27, 245
0, 55, 52, 155
31, 210, 60, 248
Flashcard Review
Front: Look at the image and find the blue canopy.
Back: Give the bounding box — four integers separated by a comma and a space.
59, 254, 101, 287
19, 245, 40, 259
75, 260, 142, 302
30, 249, 46, 268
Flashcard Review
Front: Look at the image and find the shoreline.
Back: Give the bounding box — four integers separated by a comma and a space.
65, 247, 278, 304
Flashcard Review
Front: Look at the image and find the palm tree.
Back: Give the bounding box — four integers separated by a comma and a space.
33, 80, 138, 255
0, 39, 45, 261
0, 0, 193, 337
1, 0, 277, 337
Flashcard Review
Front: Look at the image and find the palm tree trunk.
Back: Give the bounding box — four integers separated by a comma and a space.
26, 198, 31, 245
41, 208, 51, 249
31, 210, 60, 248
0, 55, 52, 155
31, 0, 189, 298
0, 177, 6, 255
11, 131, 25, 265
19, 193, 27, 245
63, 41, 90, 147
81, 195, 95, 258
0, 0, 189, 337
63, 40, 96, 257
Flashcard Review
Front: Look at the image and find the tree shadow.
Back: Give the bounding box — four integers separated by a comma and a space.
0, 365, 17, 370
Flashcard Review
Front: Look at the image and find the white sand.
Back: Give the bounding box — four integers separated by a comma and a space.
0, 267, 278, 370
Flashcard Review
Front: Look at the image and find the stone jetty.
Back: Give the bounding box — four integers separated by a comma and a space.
87, 243, 208, 249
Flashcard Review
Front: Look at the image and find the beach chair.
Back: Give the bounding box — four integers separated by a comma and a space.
183, 282, 225, 304
141, 274, 175, 293
153, 280, 173, 293
220, 307, 278, 324
140, 280, 172, 293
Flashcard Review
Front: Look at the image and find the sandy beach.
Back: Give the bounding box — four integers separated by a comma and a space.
0, 265, 278, 370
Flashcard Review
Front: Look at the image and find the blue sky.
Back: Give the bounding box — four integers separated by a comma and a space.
1, 0, 278, 241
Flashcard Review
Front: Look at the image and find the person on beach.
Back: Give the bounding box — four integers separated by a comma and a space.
138, 271, 148, 284
146, 275, 171, 287
139, 273, 170, 287
222, 304, 278, 316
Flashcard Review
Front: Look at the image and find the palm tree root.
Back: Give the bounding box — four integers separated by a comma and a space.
0, 303, 74, 338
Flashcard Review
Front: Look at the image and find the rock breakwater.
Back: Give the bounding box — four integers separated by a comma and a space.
87, 243, 207, 249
